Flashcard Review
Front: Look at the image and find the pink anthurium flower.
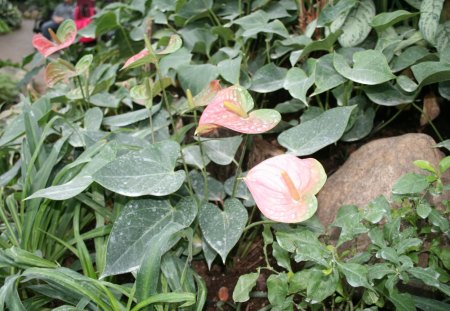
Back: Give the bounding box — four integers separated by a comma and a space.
244, 154, 327, 223
122, 49, 151, 69
195, 85, 281, 135
32, 19, 77, 58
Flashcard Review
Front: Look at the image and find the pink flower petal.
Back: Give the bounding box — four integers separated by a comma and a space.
244, 154, 327, 223
32, 20, 77, 57
196, 85, 280, 134
122, 49, 149, 69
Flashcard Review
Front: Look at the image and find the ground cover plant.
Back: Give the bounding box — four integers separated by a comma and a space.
0, 0, 450, 309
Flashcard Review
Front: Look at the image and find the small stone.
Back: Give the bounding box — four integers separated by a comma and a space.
218, 286, 229, 301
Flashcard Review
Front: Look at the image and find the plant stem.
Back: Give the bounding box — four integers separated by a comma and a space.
231, 135, 249, 198
243, 220, 278, 232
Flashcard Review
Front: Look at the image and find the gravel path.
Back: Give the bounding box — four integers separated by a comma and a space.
0, 19, 36, 63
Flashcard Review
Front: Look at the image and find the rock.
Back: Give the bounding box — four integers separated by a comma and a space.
317, 133, 447, 229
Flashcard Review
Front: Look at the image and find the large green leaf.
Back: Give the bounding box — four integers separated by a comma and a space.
333, 50, 396, 85
297, 30, 343, 61
390, 46, 432, 73
371, 10, 418, 32
411, 61, 450, 86
392, 173, 429, 195
419, 0, 445, 45
178, 27, 218, 56
199, 199, 248, 263
364, 82, 417, 106
93, 140, 186, 197
102, 197, 197, 277
337, 0, 376, 47
178, 64, 218, 95
312, 54, 347, 95
182, 145, 210, 169
306, 269, 339, 302
283, 67, 314, 105
250, 63, 288, 93
198, 136, 243, 166
0, 275, 26, 311
218, 56, 242, 85
435, 21, 450, 52
27, 142, 118, 200
278, 106, 355, 156
337, 262, 372, 289
317, 0, 357, 27
94, 11, 119, 37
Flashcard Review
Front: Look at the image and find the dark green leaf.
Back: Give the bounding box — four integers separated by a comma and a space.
178, 64, 219, 95
283, 67, 314, 105
312, 54, 347, 95
337, 262, 372, 289
278, 106, 355, 156
199, 199, 248, 263
413, 295, 450, 311
392, 173, 429, 195
371, 10, 418, 32
250, 63, 288, 93
334, 50, 396, 85
102, 197, 197, 277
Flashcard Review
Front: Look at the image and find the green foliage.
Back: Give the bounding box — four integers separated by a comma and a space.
1, 0, 450, 309
0, 0, 21, 33
235, 156, 450, 309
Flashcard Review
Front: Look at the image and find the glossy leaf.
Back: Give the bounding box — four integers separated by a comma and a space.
364, 82, 416, 106
411, 61, 450, 86
312, 54, 347, 95
103, 197, 197, 277
93, 141, 186, 197
419, 0, 445, 45
199, 199, 248, 263
278, 106, 355, 156
390, 46, 432, 73
32, 19, 77, 57
198, 136, 243, 165
371, 10, 418, 32
178, 64, 219, 95
44, 59, 77, 87
283, 67, 314, 105
334, 50, 395, 85
332, 205, 369, 246
338, 0, 376, 47
218, 56, 242, 85
250, 63, 288, 93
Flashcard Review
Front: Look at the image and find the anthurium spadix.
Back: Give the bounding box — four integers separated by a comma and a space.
195, 85, 281, 135
32, 19, 77, 58
244, 154, 327, 223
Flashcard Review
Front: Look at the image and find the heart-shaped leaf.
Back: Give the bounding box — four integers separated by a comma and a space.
312, 54, 347, 95
178, 64, 219, 95
182, 145, 210, 169
419, 0, 445, 45
333, 50, 395, 85
196, 85, 281, 134
103, 197, 197, 277
44, 59, 77, 87
199, 199, 248, 263
75, 54, 93, 75
93, 140, 186, 197
32, 19, 77, 57
363, 82, 417, 106
283, 67, 314, 105
198, 136, 243, 165
337, 0, 375, 47
371, 10, 418, 32
250, 63, 288, 93
278, 106, 355, 156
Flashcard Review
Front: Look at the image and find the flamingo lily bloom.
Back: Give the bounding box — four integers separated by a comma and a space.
195, 85, 281, 135
32, 19, 77, 58
244, 154, 327, 223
